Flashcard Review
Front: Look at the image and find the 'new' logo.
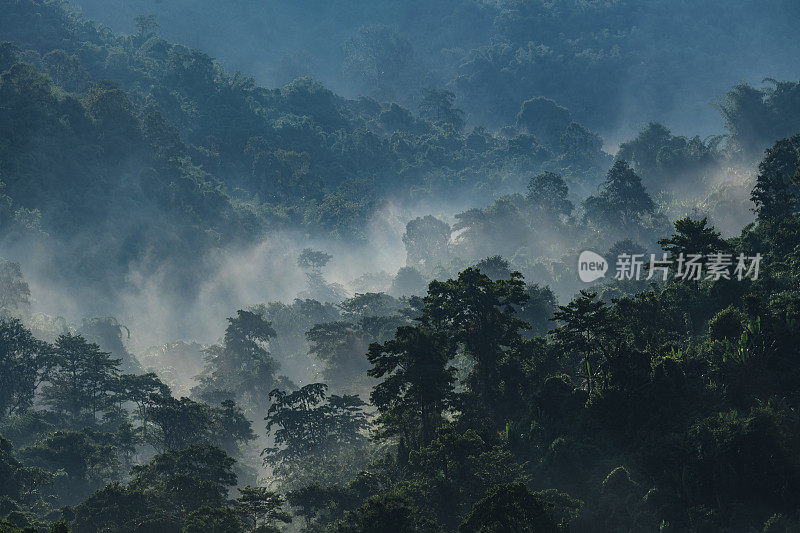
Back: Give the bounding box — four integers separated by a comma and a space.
578, 250, 607, 282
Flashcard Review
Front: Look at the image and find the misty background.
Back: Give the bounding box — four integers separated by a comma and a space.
1, 0, 798, 373
0, 0, 796, 406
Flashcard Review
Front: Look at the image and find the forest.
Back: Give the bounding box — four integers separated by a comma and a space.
1, 0, 800, 531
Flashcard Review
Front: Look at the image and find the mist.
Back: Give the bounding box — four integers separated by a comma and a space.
66, 0, 800, 141
2, 1, 800, 530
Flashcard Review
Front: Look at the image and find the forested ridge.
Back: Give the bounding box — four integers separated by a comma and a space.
1, 0, 800, 531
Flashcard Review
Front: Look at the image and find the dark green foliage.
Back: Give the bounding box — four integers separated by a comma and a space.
70, 482, 165, 533
526, 172, 573, 222
419, 89, 464, 131
146, 394, 255, 454
550, 291, 618, 395
263, 384, 369, 488
336, 492, 423, 533
658, 216, 730, 259
19, 429, 117, 505
183, 506, 244, 533
41, 334, 120, 427
718, 81, 800, 158
236, 486, 291, 532
0, 435, 49, 507
403, 216, 452, 272
0, 261, 30, 319
582, 160, 657, 236
194, 310, 280, 415
368, 325, 455, 446
750, 135, 800, 223
0, 319, 51, 420
516, 97, 571, 148
459, 482, 558, 533
423, 268, 529, 422
390, 267, 428, 297
617, 122, 718, 190
130, 445, 237, 514
2, 3, 800, 531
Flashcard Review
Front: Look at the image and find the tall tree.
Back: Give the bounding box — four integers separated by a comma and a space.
422, 268, 529, 420
419, 88, 464, 130
263, 383, 368, 486
582, 160, 655, 232
402, 215, 452, 272
236, 486, 292, 532
750, 134, 800, 222
0, 319, 52, 419
515, 97, 571, 147
526, 171, 573, 223
42, 333, 120, 425
129, 445, 237, 516
196, 310, 280, 414
297, 249, 345, 302
658, 216, 730, 260
146, 394, 254, 453
550, 291, 618, 395
118, 372, 170, 433
306, 321, 366, 386
368, 325, 455, 446
0, 260, 31, 318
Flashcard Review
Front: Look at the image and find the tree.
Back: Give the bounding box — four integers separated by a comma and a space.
526, 171, 573, 222
337, 493, 421, 533
20, 430, 118, 503
210, 399, 257, 456
118, 372, 170, 433
410, 425, 527, 527
0, 41, 18, 71
0, 319, 52, 419
582, 160, 655, 232
297, 248, 332, 274
130, 445, 237, 516
79, 317, 139, 373
236, 486, 292, 532
0, 435, 49, 505
306, 321, 368, 386
343, 25, 416, 101
559, 122, 605, 169
422, 268, 528, 419
716, 83, 772, 157
368, 325, 455, 446
419, 88, 464, 130
183, 506, 244, 533
263, 384, 369, 486
42, 49, 88, 93
339, 292, 402, 321
133, 15, 159, 38
459, 482, 558, 533
517, 284, 558, 337
69, 482, 168, 533
146, 394, 254, 453
297, 249, 345, 302
390, 267, 428, 297
196, 310, 280, 414
750, 134, 800, 222
617, 122, 675, 177
402, 215, 451, 271
147, 395, 211, 451
550, 291, 618, 395
658, 216, 730, 260
0, 260, 30, 318
515, 97, 571, 147
42, 333, 121, 426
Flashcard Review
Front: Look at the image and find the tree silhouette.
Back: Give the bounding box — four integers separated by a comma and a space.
368, 325, 455, 446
